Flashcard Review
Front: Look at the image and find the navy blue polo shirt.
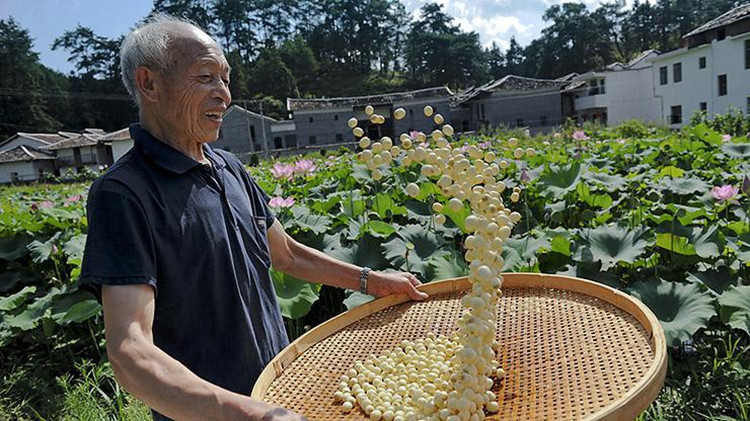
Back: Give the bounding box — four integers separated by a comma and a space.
79, 124, 289, 418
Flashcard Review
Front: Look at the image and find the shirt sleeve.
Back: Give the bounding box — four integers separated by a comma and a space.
78, 180, 157, 302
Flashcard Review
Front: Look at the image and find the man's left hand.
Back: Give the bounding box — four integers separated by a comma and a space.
367, 271, 429, 301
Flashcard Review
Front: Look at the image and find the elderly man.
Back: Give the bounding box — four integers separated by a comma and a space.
79, 15, 427, 421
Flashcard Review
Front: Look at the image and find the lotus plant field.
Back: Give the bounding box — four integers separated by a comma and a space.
1, 120, 750, 420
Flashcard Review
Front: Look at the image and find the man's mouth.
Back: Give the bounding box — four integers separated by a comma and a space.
205, 111, 224, 122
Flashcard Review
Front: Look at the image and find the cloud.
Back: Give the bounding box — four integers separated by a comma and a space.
454, 15, 530, 47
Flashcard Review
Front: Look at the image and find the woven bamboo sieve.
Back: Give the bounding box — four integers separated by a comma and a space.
252, 273, 667, 420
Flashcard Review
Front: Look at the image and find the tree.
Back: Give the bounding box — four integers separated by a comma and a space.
0, 18, 60, 137
279, 36, 319, 96
486, 42, 506, 80
152, 0, 215, 31
247, 48, 298, 101
404, 2, 486, 89
52, 25, 122, 80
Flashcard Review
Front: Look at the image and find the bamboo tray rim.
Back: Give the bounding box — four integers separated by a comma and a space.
252, 273, 668, 421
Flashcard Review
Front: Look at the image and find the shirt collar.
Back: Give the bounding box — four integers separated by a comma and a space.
130, 124, 225, 174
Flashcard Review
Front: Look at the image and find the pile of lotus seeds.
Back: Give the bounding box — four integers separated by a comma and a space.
334, 105, 532, 421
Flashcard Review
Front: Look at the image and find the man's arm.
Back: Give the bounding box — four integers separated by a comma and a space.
266, 220, 428, 300
102, 284, 307, 421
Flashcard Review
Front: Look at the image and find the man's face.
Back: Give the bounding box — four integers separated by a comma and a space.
157, 27, 231, 143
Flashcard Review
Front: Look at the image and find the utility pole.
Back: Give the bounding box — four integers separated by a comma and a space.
260, 100, 269, 158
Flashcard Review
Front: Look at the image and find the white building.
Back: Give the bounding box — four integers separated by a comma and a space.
0, 145, 56, 184
565, 50, 662, 126
649, 4, 750, 127
101, 127, 134, 163
42, 133, 113, 174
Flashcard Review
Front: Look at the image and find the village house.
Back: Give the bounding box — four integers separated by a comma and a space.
0, 145, 56, 184
650, 3, 750, 127
563, 50, 662, 126
0, 132, 69, 153
286, 87, 453, 150
41, 132, 113, 174
455, 75, 569, 133
211, 105, 297, 162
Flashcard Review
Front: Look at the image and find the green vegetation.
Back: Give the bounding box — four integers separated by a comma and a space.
1, 119, 749, 419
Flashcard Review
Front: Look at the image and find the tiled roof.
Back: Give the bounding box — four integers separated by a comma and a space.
287, 87, 453, 111
100, 127, 132, 141
224, 105, 278, 122
42, 133, 101, 151
0, 145, 56, 163
683, 3, 750, 38
13, 132, 66, 145
456, 75, 568, 103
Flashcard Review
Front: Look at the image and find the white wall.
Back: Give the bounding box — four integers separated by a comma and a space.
652, 33, 750, 127
607, 67, 662, 125
0, 161, 39, 184
112, 139, 134, 163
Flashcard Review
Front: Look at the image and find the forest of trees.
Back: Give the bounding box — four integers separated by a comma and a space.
0, 0, 746, 137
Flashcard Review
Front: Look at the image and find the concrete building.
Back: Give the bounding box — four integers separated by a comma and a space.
287, 87, 453, 149
456, 75, 569, 133
564, 50, 662, 126
0, 145, 56, 184
650, 4, 750, 127
42, 133, 113, 174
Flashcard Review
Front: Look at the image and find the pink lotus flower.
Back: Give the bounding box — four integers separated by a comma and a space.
721, 134, 732, 143
478, 142, 491, 149
39, 201, 54, 209
409, 130, 420, 140
711, 184, 739, 203
66, 195, 81, 203
293, 159, 316, 175
270, 163, 294, 180
268, 196, 296, 208
572, 130, 589, 141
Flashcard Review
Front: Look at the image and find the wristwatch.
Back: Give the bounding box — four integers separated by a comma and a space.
359, 267, 371, 294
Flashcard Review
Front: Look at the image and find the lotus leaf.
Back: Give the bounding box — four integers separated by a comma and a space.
629, 279, 715, 346
271, 269, 320, 320
575, 225, 649, 270
718, 285, 750, 335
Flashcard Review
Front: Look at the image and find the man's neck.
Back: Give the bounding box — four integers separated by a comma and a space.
139, 112, 206, 163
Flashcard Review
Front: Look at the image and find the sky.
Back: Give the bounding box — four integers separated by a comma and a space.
1, 0, 635, 74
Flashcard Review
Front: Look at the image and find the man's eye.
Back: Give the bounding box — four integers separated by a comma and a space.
197, 75, 212, 83
222, 79, 230, 86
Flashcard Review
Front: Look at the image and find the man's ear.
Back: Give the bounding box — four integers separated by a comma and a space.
134, 66, 161, 103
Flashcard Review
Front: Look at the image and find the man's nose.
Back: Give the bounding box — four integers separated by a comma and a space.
213, 79, 231, 105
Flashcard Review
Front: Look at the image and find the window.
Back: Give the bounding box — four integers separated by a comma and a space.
699, 102, 707, 112
309, 135, 316, 145
599, 79, 606, 95
309, 116, 314, 123
718, 28, 726, 41
745, 40, 750, 69
540, 116, 548, 126
670, 106, 682, 125
516, 118, 524, 127
699, 56, 706, 69
747, 97, 750, 114
250, 125, 256, 140
673, 62, 682, 83
588, 79, 600, 95
718, 74, 727, 96
335, 133, 343, 143
659, 66, 668, 85
274, 137, 283, 149
334, 114, 339, 121
480, 104, 486, 120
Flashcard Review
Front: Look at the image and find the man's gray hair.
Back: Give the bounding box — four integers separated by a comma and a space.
120, 14, 201, 105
